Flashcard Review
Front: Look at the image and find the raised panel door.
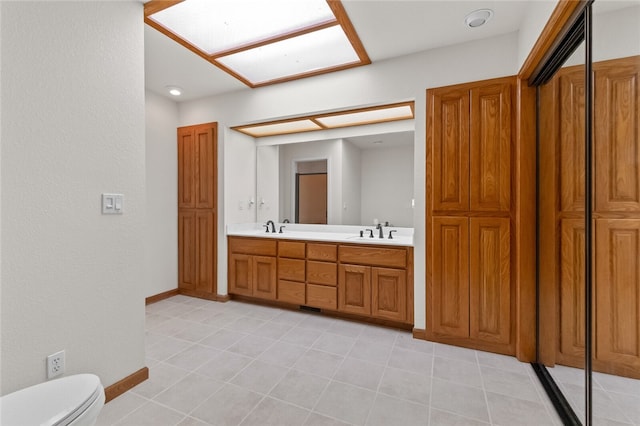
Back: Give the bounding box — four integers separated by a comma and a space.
195, 211, 215, 293
253, 256, 277, 300
595, 60, 640, 213
178, 210, 196, 290
430, 89, 470, 212
469, 217, 511, 345
595, 219, 640, 374
429, 217, 469, 338
178, 128, 196, 208
229, 254, 252, 296
338, 264, 371, 315
372, 267, 406, 322
195, 124, 216, 209
559, 219, 586, 362
470, 82, 511, 212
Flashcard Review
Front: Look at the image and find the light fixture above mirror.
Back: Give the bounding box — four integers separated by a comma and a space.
144, 0, 370, 88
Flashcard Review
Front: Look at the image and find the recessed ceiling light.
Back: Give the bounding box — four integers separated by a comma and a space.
465, 9, 493, 28
166, 86, 182, 96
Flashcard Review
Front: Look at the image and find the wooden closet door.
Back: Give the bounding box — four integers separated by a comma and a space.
470, 83, 511, 212
430, 89, 470, 213
178, 210, 197, 290
195, 125, 216, 209
429, 217, 469, 338
195, 211, 215, 293
469, 217, 511, 346
178, 128, 196, 208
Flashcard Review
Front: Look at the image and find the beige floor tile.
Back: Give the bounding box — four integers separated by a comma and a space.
269, 369, 330, 409
165, 344, 221, 371
239, 397, 310, 426
115, 401, 185, 426
227, 334, 276, 358
314, 381, 376, 425
480, 365, 542, 403
430, 378, 490, 423
96, 392, 148, 426
190, 384, 263, 426
365, 393, 428, 426
433, 356, 482, 389
304, 412, 352, 426
387, 346, 432, 375
293, 349, 344, 378
428, 408, 490, 425
486, 391, 555, 426
230, 359, 288, 394
347, 337, 394, 366
258, 341, 309, 368
333, 357, 384, 391
153, 373, 224, 415
195, 351, 252, 382
312, 332, 356, 356
378, 366, 431, 405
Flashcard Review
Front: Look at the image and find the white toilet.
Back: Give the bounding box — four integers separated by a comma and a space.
0, 374, 105, 426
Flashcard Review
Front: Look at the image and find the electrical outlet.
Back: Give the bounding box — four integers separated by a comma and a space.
47, 350, 65, 379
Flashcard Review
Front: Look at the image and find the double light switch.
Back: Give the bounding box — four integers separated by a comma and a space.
102, 193, 124, 214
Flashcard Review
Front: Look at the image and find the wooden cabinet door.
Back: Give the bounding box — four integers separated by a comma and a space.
430, 88, 470, 212
469, 218, 511, 346
195, 124, 216, 209
229, 254, 252, 296
429, 217, 469, 338
178, 128, 196, 208
178, 210, 197, 290
595, 219, 640, 376
470, 83, 511, 212
195, 211, 215, 293
372, 267, 406, 322
338, 264, 371, 315
253, 256, 277, 300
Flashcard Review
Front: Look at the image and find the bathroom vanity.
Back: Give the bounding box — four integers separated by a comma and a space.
227, 223, 414, 326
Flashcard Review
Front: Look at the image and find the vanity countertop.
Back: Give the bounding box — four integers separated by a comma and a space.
227, 223, 414, 247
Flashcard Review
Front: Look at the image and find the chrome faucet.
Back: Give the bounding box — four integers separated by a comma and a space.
265, 220, 276, 233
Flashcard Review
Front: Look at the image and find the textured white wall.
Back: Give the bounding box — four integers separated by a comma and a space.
361, 145, 414, 228
0, 2, 146, 394
256, 145, 280, 223
145, 90, 178, 296
517, 0, 557, 70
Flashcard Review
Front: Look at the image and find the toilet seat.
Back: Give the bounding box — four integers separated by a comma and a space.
0, 374, 104, 426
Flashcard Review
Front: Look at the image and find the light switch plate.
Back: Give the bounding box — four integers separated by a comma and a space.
102, 193, 124, 214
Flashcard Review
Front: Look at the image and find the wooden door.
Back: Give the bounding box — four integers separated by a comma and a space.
338, 264, 371, 315
195, 124, 216, 209
253, 256, 277, 299
469, 217, 511, 347
372, 267, 406, 322
430, 88, 470, 213
429, 217, 469, 338
469, 83, 511, 212
229, 254, 252, 296
297, 173, 327, 224
195, 211, 215, 293
178, 210, 197, 290
178, 128, 196, 208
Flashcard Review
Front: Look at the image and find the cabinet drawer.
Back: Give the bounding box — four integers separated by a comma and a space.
307, 243, 337, 261
306, 284, 337, 310
229, 237, 277, 256
339, 245, 406, 268
278, 280, 305, 305
279, 241, 306, 259
278, 258, 305, 282
307, 261, 337, 286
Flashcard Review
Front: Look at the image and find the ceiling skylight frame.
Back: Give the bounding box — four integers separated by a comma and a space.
232, 101, 415, 138
144, 0, 371, 88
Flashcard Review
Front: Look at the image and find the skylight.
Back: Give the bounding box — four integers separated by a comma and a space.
232, 102, 415, 138
144, 0, 370, 88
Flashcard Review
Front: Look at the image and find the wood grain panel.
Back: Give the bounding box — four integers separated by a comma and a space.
338, 264, 371, 315
278, 280, 305, 305
196, 211, 214, 293
253, 256, 277, 299
431, 88, 470, 212
178, 128, 195, 208
430, 217, 469, 338
178, 210, 196, 291
469, 217, 511, 345
279, 241, 306, 259
595, 219, 640, 370
306, 284, 337, 310
228, 237, 277, 256
229, 254, 252, 296
559, 70, 587, 213
278, 258, 305, 282
307, 261, 337, 286
307, 243, 337, 261
559, 219, 586, 360
339, 245, 406, 268
595, 58, 640, 212
195, 124, 216, 209
470, 82, 511, 212
372, 267, 406, 322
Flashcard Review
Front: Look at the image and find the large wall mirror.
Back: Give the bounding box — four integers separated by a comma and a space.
256, 130, 414, 227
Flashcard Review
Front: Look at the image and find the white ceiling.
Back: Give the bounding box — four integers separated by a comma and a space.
144, 0, 534, 102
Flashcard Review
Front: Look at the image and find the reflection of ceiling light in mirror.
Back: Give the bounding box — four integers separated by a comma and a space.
238, 120, 322, 138
316, 105, 414, 128
166, 86, 182, 96
465, 9, 493, 28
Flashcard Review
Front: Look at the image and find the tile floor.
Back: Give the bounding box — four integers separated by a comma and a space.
548, 364, 640, 425
97, 295, 563, 426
